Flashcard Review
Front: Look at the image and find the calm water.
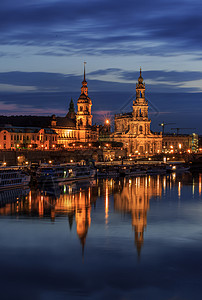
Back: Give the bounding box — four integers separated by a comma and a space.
0, 173, 202, 300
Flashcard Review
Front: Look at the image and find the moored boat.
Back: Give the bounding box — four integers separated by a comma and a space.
36, 164, 96, 183
166, 163, 190, 173
0, 167, 31, 190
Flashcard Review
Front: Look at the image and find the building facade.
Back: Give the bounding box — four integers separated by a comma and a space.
51, 65, 99, 147
0, 127, 57, 150
112, 69, 162, 156
162, 133, 198, 153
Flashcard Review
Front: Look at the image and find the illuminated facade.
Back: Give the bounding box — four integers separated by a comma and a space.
112, 69, 162, 156
51, 64, 99, 147
162, 133, 198, 153
0, 127, 57, 150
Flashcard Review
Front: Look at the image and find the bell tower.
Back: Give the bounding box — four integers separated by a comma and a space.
133, 68, 148, 120
76, 62, 92, 128
132, 68, 151, 136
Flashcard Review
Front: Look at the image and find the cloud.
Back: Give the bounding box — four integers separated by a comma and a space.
0, 70, 202, 94
0, 101, 64, 115
0, 0, 202, 57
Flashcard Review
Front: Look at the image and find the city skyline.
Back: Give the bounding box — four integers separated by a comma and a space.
0, 0, 202, 133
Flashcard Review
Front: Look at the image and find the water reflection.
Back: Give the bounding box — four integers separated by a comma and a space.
114, 175, 162, 256
0, 173, 201, 258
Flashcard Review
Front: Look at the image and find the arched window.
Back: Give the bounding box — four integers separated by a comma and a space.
139, 125, 143, 133
80, 106, 83, 111
80, 119, 83, 125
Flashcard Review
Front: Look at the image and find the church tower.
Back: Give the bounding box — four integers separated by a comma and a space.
129, 69, 151, 141
76, 62, 92, 128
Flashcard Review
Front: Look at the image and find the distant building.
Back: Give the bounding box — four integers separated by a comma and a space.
49, 64, 99, 147
111, 69, 162, 156
0, 64, 99, 150
162, 133, 198, 153
0, 127, 57, 150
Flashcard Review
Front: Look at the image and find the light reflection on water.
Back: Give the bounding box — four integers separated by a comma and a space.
0, 173, 202, 299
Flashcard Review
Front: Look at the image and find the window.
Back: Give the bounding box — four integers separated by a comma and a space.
37, 136, 39, 141
4, 144, 6, 149
139, 126, 143, 133
27, 136, 29, 141
11, 135, 13, 140
80, 106, 83, 111
4, 135, 6, 140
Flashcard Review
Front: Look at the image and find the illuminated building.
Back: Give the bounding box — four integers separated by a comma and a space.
0, 64, 99, 149
0, 127, 57, 150
112, 69, 162, 156
162, 133, 198, 153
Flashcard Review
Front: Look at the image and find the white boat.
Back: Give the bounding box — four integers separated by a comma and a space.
36, 164, 96, 183
0, 167, 31, 190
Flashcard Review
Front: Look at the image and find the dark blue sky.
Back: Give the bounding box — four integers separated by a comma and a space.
0, 0, 202, 132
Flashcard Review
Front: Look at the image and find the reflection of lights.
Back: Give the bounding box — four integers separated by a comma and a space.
199, 174, 201, 196
39, 196, 44, 217
172, 166, 176, 170
172, 173, 176, 181
192, 178, 195, 196
178, 182, 181, 198
157, 175, 160, 192
29, 191, 32, 211
64, 185, 66, 194
163, 176, 166, 192
105, 180, 109, 225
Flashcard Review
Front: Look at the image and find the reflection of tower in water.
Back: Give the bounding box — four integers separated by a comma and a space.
75, 188, 91, 256
114, 176, 162, 257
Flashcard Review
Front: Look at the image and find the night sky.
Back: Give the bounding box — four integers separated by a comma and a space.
0, 0, 202, 133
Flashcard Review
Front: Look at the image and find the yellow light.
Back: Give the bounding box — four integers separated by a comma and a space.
17, 144, 19, 148
105, 119, 110, 124
3, 162, 6, 166
70, 160, 73, 163
178, 143, 182, 149
52, 145, 55, 148
170, 145, 173, 149
49, 160, 52, 164
187, 149, 191, 153
89, 143, 91, 147
25, 161, 29, 165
